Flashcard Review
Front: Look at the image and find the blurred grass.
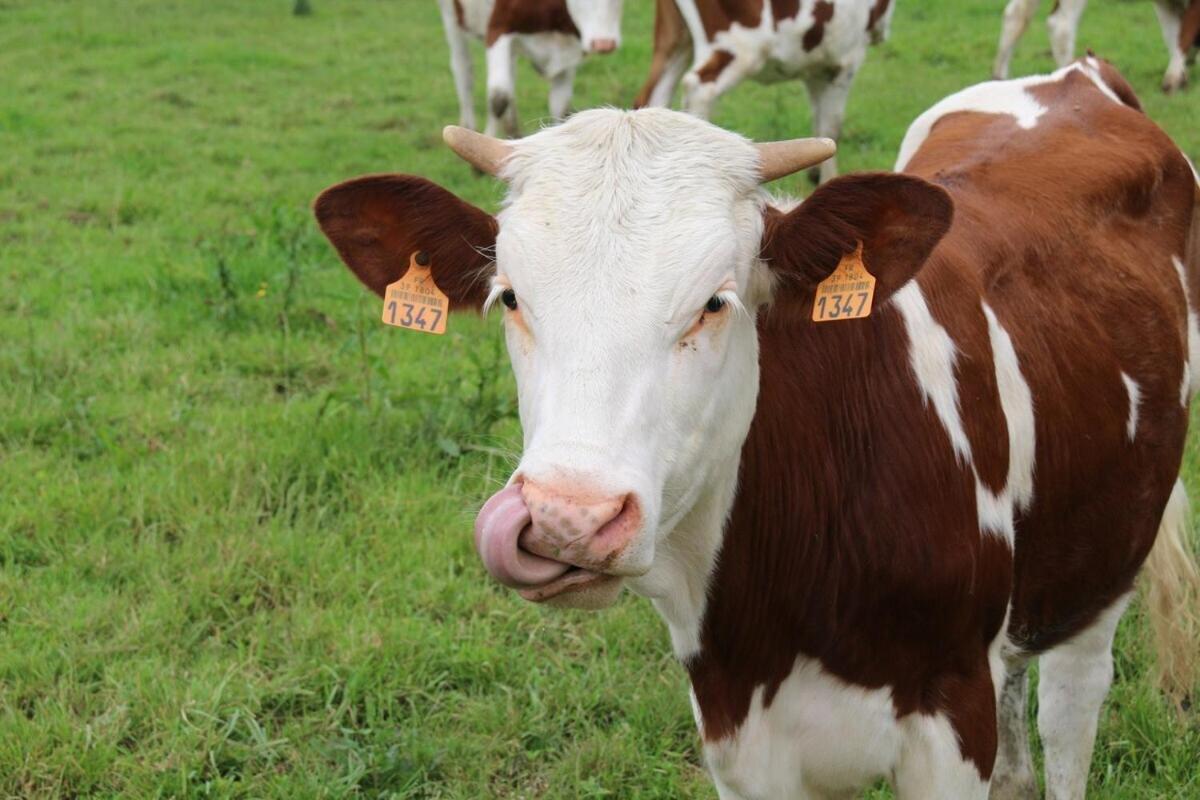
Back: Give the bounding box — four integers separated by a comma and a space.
0, 0, 1198, 797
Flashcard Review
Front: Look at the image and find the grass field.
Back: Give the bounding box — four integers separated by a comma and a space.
2, 0, 1199, 797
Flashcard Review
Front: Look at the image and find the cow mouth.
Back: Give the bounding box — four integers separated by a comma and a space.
475, 484, 614, 598
517, 567, 618, 602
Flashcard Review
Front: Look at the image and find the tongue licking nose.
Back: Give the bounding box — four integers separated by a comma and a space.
473, 485, 569, 588
473, 480, 642, 593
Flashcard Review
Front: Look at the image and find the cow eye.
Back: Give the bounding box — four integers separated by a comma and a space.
704, 295, 726, 314
501, 289, 518, 311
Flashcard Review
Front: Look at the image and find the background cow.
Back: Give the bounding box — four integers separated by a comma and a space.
633, 0, 895, 183
316, 55, 1200, 797
436, 0, 623, 136
994, 0, 1200, 91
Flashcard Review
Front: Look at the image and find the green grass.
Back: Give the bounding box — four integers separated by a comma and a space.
1, 0, 1198, 797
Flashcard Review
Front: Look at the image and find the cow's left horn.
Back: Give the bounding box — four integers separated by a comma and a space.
756, 138, 837, 182
443, 126, 513, 176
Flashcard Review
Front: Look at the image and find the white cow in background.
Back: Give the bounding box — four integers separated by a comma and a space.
436, 0, 623, 137
993, 0, 1200, 92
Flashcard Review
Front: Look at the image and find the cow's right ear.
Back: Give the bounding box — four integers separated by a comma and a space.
313, 174, 498, 309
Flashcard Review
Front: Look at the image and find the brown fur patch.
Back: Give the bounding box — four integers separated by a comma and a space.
486, 0, 577, 46
696, 50, 735, 83
802, 0, 835, 51
1182, 0, 1200, 51
867, 0, 891, 32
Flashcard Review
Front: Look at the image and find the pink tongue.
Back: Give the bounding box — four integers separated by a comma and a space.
474, 485, 571, 588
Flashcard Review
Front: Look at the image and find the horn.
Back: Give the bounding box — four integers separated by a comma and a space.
755, 138, 837, 182
443, 126, 513, 175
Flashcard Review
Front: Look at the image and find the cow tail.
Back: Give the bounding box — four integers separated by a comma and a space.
1144, 478, 1200, 710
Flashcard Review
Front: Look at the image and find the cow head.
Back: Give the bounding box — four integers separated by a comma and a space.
315, 110, 951, 611
566, 0, 623, 54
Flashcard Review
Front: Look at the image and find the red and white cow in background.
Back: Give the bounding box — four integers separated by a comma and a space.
994, 0, 1200, 92
436, 0, 623, 137
316, 55, 1200, 798
634, 0, 896, 183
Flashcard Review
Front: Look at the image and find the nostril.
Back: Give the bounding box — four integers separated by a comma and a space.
594, 493, 640, 541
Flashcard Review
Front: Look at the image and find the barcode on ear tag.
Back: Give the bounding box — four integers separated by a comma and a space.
812, 243, 876, 323
381, 251, 449, 335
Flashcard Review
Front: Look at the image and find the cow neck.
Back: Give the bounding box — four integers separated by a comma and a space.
687, 297, 908, 740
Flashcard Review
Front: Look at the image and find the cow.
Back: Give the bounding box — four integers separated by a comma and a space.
994, 0, 1200, 92
435, 0, 623, 137
633, 0, 896, 183
314, 56, 1200, 798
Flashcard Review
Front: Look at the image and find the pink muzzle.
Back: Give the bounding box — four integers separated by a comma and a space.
473, 480, 641, 601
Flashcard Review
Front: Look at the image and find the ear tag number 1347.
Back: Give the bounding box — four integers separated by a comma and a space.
812, 242, 876, 323
382, 251, 449, 335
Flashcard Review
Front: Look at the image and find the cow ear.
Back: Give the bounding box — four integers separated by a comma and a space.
759, 173, 953, 309
313, 174, 498, 309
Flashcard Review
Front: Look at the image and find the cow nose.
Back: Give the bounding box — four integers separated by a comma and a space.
520, 479, 640, 568
588, 37, 617, 54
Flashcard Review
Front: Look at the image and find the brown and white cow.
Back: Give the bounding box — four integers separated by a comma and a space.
994, 0, 1200, 92
436, 0, 623, 137
634, 0, 896, 183
315, 56, 1200, 798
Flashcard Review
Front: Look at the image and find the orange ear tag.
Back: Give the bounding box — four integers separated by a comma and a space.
381, 251, 449, 335
812, 242, 876, 323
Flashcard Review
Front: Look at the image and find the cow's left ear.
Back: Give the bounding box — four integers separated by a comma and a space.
759, 173, 953, 308
314, 174, 498, 309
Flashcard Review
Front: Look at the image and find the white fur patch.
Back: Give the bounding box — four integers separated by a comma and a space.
1120, 372, 1141, 442
983, 303, 1036, 513
1171, 255, 1200, 400
894, 286, 1018, 544
893, 283, 972, 463
704, 660, 902, 797
896, 62, 1122, 171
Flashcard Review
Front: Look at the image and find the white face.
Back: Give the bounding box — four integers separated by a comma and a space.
564, 0, 623, 52
473, 109, 769, 608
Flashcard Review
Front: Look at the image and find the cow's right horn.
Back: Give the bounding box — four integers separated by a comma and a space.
443, 126, 513, 176
756, 138, 837, 182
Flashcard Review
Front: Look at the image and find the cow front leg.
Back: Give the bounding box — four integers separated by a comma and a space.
993, 0, 1041, 79
1037, 593, 1130, 800
485, 34, 519, 138
1153, 0, 1189, 92
547, 67, 575, 121
803, 64, 858, 184
1046, 0, 1087, 69
893, 668, 995, 800
436, 0, 476, 130
681, 48, 758, 120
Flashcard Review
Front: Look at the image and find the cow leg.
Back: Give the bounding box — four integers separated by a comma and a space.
681, 48, 760, 120
989, 664, 1038, 800
1046, 0, 1087, 69
485, 34, 519, 138
436, 0, 476, 130
641, 46, 690, 108
1037, 592, 1131, 800
803, 64, 859, 184
993, 0, 1042, 79
547, 67, 575, 121
1153, 0, 1189, 92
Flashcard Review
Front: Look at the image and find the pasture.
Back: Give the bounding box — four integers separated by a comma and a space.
1, 0, 1199, 796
